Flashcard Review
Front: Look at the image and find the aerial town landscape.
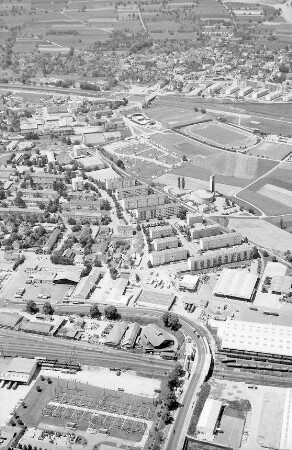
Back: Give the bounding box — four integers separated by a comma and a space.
0, 0, 292, 450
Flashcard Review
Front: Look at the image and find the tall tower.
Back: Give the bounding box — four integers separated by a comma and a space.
210, 174, 215, 193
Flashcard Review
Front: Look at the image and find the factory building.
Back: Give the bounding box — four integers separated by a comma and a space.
218, 319, 292, 358
150, 247, 188, 266
149, 225, 173, 240
134, 202, 182, 221
153, 236, 179, 252
199, 232, 243, 251
213, 268, 258, 301
121, 323, 141, 349
197, 399, 223, 439
104, 322, 128, 347
188, 244, 253, 271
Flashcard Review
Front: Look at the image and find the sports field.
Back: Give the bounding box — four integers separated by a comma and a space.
237, 163, 292, 215
182, 122, 257, 149
247, 141, 292, 160
146, 104, 212, 127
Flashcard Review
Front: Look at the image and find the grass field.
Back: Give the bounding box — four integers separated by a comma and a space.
247, 141, 292, 160
182, 122, 257, 149
237, 163, 292, 215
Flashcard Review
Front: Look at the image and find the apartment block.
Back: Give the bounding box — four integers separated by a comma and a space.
149, 225, 173, 240
186, 213, 204, 227
106, 177, 136, 191
134, 203, 182, 221
116, 185, 149, 200
153, 236, 179, 252
150, 247, 188, 266
191, 224, 222, 240
121, 193, 166, 210
199, 232, 243, 251
72, 177, 84, 191
188, 244, 253, 271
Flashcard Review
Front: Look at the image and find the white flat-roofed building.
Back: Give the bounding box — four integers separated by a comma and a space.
188, 244, 253, 271
197, 398, 223, 438
283, 92, 292, 102
200, 232, 243, 251
218, 319, 292, 357
121, 193, 166, 210
149, 225, 173, 240
179, 274, 200, 291
150, 247, 188, 266
0, 357, 37, 384
153, 236, 179, 252
134, 202, 182, 221
225, 84, 240, 95
191, 224, 222, 240
238, 86, 253, 98
213, 268, 258, 301
116, 184, 149, 200
266, 91, 282, 101
79, 155, 107, 171
72, 176, 84, 191
186, 213, 204, 227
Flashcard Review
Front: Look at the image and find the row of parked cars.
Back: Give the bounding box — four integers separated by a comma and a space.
0, 379, 18, 390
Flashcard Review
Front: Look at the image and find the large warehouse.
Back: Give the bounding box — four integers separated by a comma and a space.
197, 399, 223, 439
218, 319, 292, 357
213, 268, 258, 301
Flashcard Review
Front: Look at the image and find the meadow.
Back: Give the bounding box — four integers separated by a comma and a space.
247, 141, 292, 160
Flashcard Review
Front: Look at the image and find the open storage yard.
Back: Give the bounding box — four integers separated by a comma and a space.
14, 376, 156, 444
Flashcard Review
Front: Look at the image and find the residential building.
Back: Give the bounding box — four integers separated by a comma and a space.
134, 202, 182, 221
188, 244, 253, 271
72, 177, 84, 191
106, 176, 136, 191
30, 172, 65, 189
115, 184, 149, 200
199, 232, 243, 251
121, 193, 166, 210
186, 213, 204, 227
150, 247, 188, 266
153, 236, 179, 252
117, 225, 135, 237
191, 224, 222, 240
43, 228, 61, 253
149, 225, 173, 239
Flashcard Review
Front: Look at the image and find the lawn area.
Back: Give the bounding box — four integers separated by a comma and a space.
247, 141, 292, 160
182, 122, 257, 149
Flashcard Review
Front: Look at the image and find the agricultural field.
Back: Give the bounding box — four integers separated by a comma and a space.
247, 141, 292, 160
237, 162, 292, 215
182, 122, 257, 149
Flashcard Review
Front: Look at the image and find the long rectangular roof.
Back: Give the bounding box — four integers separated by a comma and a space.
213, 268, 258, 300
197, 398, 223, 433
218, 319, 292, 357
104, 322, 128, 346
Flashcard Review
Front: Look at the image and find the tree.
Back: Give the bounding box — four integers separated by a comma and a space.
178, 177, 181, 189
116, 159, 125, 169
147, 260, 153, 268
181, 177, 185, 189
26, 300, 38, 314
43, 302, 54, 315
104, 305, 119, 320
162, 312, 180, 330
14, 192, 26, 208
81, 264, 92, 278
90, 304, 101, 319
